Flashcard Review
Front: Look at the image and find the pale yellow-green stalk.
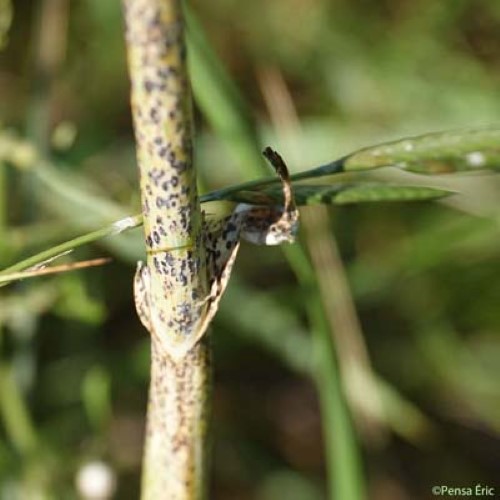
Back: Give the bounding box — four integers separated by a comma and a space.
122, 1, 210, 498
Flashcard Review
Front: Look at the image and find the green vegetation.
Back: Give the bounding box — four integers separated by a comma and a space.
0, 1, 499, 498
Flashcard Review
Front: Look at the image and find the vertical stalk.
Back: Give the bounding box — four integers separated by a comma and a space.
0, 363, 38, 457
259, 68, 366, 498
122, 1, 210, 498
0, 160, 6, 247
26, 0, 69, 156
144, 342, 210, 499
186, 10, 366, 494
284, 238, 366, 500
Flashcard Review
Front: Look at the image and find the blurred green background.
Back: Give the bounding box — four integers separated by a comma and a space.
1, 0, 500, 498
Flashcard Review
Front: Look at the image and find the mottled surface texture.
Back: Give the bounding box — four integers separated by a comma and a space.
143, 340, 211, 500
122, 1, 209, 498
123, 1, 299, 498
123, 0, 209, 358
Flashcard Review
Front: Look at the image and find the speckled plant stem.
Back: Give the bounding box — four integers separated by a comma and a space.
144, 340, 210, 499
122, 1, 210, 498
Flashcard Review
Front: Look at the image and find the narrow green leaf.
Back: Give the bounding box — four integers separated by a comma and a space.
0, 180, 455, 284
223, 183, 453, 206
333, 185, 454, 204
344, 128, 500, 173
185, 4, 265, 175
201, 128, 500, 200
0, 215, 141, 286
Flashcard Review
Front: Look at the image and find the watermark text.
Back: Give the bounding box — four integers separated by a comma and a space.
432, 484, 495, 497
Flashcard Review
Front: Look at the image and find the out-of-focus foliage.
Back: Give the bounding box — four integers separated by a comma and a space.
0, 0, 11, 50
0, 0, 499, 499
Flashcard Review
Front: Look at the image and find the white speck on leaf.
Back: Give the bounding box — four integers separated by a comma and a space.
112, 216, 140, 234
465, 151, 486, 167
